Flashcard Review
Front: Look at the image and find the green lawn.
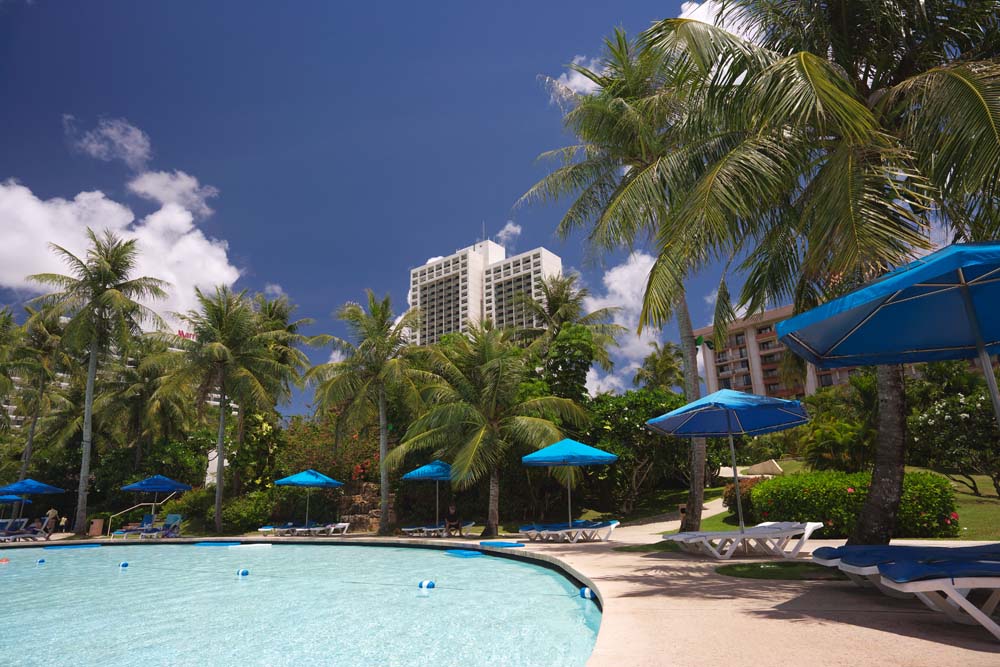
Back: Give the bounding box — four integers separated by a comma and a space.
578, 486, 725, 524
716, 561, 847, 580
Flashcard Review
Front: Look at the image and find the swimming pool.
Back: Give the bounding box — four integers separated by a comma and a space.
0, 543, 600, 666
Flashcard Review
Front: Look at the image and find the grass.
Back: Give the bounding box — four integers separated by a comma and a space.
612, 541, 682, 553
578, 486, 725, 524
716, 561, 847, 580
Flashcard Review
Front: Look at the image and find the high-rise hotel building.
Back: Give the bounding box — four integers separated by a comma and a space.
408, 240, 562, 345
695, 304, 858, 399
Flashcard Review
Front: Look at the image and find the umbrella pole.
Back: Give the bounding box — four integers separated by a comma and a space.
435, 480, 440, 528
305, 489, 310, 527
568, 472, 572, 527
726, 412, 745, 534
960, 280, 1000, 426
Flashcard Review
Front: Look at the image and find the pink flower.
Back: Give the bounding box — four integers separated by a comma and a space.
846, 487, 855, 493
950, 512, 959, 520
761, 511, 769, 517
945, 519, 952, 525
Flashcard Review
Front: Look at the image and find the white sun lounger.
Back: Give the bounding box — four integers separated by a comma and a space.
665, 521, 824, 559
878, 560, 1000, 641
541, 520, 621, 543
300, 522, 350, 536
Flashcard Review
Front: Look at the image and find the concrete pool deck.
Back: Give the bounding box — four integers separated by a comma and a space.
7, 520, 999, 666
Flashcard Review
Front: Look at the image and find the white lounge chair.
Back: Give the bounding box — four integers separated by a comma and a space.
878, 560, 1000, 641
307, 522, 350, 536
664, 521, 824, 559
541, 520, 621, 543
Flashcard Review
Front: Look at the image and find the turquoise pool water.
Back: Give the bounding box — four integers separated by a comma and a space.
0, 544, 600, 666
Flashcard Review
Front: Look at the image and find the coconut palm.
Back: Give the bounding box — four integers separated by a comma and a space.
520, 30, 715, 530
307, 290, 421, 535
386, 323, 589, 537
515, 273, 625, 370
632, 340, 685, 393
13, 307, 71, 480
638, 1, 1000, 543
167, 286, 298, 532
29, 229, 167, 532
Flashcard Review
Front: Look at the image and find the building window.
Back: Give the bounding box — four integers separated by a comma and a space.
819, 374, 834, 387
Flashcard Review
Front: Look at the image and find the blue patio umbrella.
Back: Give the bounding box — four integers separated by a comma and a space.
776, 242, 1000, 425
402, 460, 452, 528
118, 475, 193, 528
0, 478, 65, 495
275, 469, 344, 526
0, 495, 29, 520
522, 439, 618, 526
646, 389, 808, 532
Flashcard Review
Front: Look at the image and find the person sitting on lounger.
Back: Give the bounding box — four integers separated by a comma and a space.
444, 504, 463, 537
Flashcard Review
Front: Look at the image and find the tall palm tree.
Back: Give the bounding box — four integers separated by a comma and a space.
520, 30, 714, 530
307, 290, 421, 535
29, 229, 166, 532
632, 340, 685, 392
515, 273, 625, 371
167, 286, 298, 532
638, 1, 1000, 543
387, 323, 589, 537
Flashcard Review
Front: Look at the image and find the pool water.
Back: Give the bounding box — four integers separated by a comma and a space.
0, 544, 600, 666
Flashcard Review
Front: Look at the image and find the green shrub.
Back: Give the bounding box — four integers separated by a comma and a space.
214, 489, 279, 534
722, 476, 766, 518
749, 471, 958, 538
161, 487, 215, 533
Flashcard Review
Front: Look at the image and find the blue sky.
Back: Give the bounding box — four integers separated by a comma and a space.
0, 1, 729, 413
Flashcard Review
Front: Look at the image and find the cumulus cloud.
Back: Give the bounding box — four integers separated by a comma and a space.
703, 288, 719, 305
582, 252, 670, 396
64, 116, 152, 170
0, 181, 240, 322
424, 255, 445, 265
585, 367, 627, 396
549, 55, 603, 106
263, 283, 287, 298
496, 221, 522, 249
679, 1, 757, 42
328, 349, 347, 364
128, 170, 219, 218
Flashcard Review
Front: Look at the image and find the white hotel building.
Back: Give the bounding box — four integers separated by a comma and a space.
408, 240, 562, 345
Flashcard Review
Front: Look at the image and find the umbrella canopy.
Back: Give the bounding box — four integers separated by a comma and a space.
402, 460, 452, 527
0, 478, 65, 495
121, 475, 192, 493
0, 495, 30, 504
522, 439, 617, 526
522, 439, 619, 467
646, 389, 808, 438
275, 469, 344, 526
775, 242, 1000, 424
275, 469, 344, 489
646, 390, 808, 532
402, 460, 452, 481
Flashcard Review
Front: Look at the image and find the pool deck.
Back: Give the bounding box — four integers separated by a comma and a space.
6, 514, 999, 666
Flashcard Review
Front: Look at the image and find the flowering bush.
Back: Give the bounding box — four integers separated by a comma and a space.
749, 471, 958, 538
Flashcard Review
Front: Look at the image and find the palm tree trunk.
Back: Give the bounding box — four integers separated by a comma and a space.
377, 386, 391, 535
849, 364, 906, 545
18, 378, 45, 481
482, 466, 500, 538
675, 289, 706, 532
73, 338, 100, 534
213, 380, 227, 534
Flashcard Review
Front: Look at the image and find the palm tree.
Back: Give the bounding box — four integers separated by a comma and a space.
167, 286, 298, 532
13, 307, 70, 480
307, 291, 421, 535
515, 273, 625, 370
520, 30, 714, 530
632, 340, 685, 392
29, 229, 166, 532
387, 323, 589, 537
638, 1, 1000, 543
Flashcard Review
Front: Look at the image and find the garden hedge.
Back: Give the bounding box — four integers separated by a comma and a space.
749, 471, 958, 538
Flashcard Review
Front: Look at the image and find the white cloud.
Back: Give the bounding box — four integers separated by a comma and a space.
586, 367, 627, 396
263, 283, 286, 298
328, 349, 347, 364
703, 288, 719, 305
496, 220, 522, 248
424, 255, 444, 264
64, 116, 152, 170
552, 55, 602, 101
0, 182, 240, 325
679, 1, 757, 42
582, 252, 668, 395
128, 170, 219, 219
